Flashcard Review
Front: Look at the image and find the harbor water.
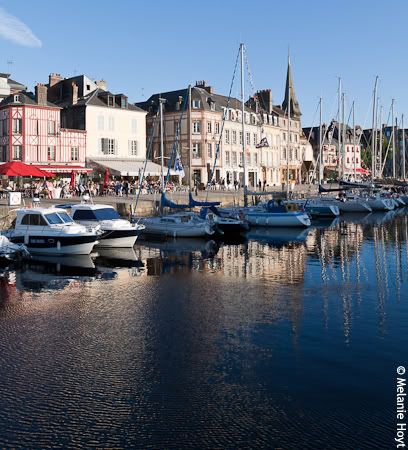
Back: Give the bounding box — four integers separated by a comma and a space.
0, 210, 407, 449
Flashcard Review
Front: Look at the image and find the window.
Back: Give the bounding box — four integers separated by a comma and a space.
232, 152, 237, 166
129, 140, 138, 156
47, 145, 56, 161
21, 214, 47, 226
101, 138, 117, 155
97, 116, 104, 130
347, 157, 350, 163
226, 151, 230, 165
192, 142, 201, 157
193, 121, 201, 133
295, 134, 298, 143
1, 145, 6, 161
295, 148, 299, 160
289, 148, 293, 161
254, 153, 258, 164
253, 133, 257, 146
207, 143, 212, 158
239, 131, 243, 145
356, 158, 359, 163
192, 99, 201, 109
12, 145, 22, 160
207, 122, 212, 133
215, 122, 220, 134
108, 96, 114, 107
232, 130, 237, 144
12, 118, 22, 134
71, 147, 79, 161
282, 148, 287, 160
0, 119, 7, 136
108, 116, 114, 131
86, 84, 91, 91
239, 152, 243, 165
225, 129, 230, 144
246, 132, 250, 145
210, 102, 216, 111
283, 132, 287, 142
48, 120, 56, 135
45, 213, 64, 225
35, 119, 39, 135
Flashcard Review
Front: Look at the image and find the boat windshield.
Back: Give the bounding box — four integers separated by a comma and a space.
45, 213, 65, 225
57, 212, 74, 223
93, 208, 121, 220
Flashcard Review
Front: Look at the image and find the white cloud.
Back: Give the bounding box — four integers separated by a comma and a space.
0, 7, 42, 47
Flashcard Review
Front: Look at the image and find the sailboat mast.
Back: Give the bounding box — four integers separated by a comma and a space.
378, 105, 383, 178
371, 76, 378, 179
319, 97, 323, 184
159, 97, 165, 190
188, 84, 192, 190
337, 78, 342, 181
286, 57, 291, 197
341, 92, 345, 179
240, 43, 247, 189
353, 101, 356, 181
392, 99, 395, 178
402, 114, 406, 180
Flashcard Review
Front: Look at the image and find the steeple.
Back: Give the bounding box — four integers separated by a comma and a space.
282, 57, 301, 118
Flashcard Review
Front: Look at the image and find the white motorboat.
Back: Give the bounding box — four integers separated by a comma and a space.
67, 204, 144, 248
139, 212, 215, 238
2, 208, 99, 255
321, 196, 372, 213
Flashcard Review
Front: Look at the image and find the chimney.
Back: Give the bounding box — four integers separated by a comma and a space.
255, 89, 273, 114
195, 80, 213, 94
49, 73, 63, 87
35, 83, 48, 106
71, 82, 78, 105
96, 79, 107, 91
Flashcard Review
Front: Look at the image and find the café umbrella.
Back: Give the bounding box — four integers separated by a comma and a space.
0, 161, 54, 177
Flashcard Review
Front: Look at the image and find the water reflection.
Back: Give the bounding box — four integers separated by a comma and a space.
0, 211, 407, 449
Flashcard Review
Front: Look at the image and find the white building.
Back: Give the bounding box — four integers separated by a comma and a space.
46, 74, 150, 177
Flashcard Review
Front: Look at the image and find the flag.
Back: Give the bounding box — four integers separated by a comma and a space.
256, 137, 269, 148
174, 152, 185, 178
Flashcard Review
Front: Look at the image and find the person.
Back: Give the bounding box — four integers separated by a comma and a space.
263, 179, 266, 192
258, 180, 262, 191
123, 180, 129, 197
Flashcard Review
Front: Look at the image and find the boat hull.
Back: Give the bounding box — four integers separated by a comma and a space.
7, 234, 99, 255
366, 198, 395, 211
140, 220, 212, 238
245, 211, 311, 227
305, 205, 340, 218
96, 229, 141, 248
337, 201, 372, 213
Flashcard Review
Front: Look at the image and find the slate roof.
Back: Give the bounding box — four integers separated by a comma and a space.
0, 91, 58, 108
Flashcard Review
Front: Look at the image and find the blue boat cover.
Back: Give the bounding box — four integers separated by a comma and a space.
188, 192, 221, 207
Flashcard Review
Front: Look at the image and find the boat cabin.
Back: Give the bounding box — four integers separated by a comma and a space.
70, 205, 122, 222
12, 208, 74, 229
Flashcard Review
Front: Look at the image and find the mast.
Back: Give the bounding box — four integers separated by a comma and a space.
352, 101, 356, 181
159, 97, 165, 190
402, 114, 406, 180
378, 105, 383, 178
341, 92, 345, 180
392, 99, 395, 178
371, 76, 378, 179
240, 43, 247, 189
188, 84, 192, 190
286, 57, 291, 197
337, 78, 342, 180
319, 97, 323, 183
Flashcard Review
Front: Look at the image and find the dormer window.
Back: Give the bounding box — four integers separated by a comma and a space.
14, 95, 21, 103
108, 95, 114, 107
192, 99, 201, 109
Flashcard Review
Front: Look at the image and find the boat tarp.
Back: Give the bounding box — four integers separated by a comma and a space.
188, 192, 221, 207
160, 192, 189, 209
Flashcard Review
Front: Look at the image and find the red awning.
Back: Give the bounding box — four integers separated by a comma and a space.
0, 161, 53, 177
38, 165, 93, 174
356, 168, 369, 174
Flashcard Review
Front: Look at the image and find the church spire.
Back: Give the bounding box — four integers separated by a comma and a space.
282, 57, 301, 118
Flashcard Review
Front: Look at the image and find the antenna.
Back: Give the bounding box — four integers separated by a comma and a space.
7, 59, 13, 73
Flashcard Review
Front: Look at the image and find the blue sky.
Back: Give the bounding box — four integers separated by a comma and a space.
0, 0, 407, 128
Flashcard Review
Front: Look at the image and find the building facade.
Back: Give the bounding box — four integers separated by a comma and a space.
46, 74, 148, 176
0, 85, 87, 173
0, 73, 26, 101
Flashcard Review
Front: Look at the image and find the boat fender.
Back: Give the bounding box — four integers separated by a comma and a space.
57, 241, 61, 250
24, 235, 29, 245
